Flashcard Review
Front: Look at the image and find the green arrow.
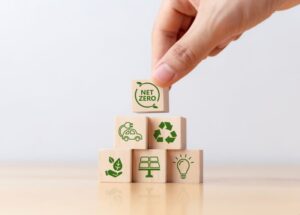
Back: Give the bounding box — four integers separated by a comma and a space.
165, 122, 173, 131
152, 104, 158, 109
159, 122, 165, 129
157, 137, 164, 142
170, 131, 177, 138
153, 129, 161, 139
165, 136, 176, 143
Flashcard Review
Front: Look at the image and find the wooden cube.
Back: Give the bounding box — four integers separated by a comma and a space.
167, 150, 203, 183
114, 116, 148, 149
99, 149, 132, 183
132, 149, 167, 183
148, 117, 186, 149
132, 80, 169, 113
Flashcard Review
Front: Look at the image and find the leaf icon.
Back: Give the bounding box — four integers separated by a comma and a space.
113, 158, 123, 171
109, 157, 114, 164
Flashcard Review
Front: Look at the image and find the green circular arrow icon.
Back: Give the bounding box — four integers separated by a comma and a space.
153, 121, 177, 144
134, 82, 160, 109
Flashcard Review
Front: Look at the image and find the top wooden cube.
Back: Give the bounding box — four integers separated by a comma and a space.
132, 80, 169, 113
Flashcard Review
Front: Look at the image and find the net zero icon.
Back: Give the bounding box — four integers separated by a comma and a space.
118, 122, 143, 142
135, 81, 160, 109
153, 121, 177, 144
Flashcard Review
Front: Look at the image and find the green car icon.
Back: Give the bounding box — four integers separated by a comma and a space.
118, 122, 143, 142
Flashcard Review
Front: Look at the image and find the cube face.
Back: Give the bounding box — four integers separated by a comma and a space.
132, 80, 169, 113
99, 150, 132, 183
148, 117, 186, 150
132, 149, 167, 183
115, 116, 148, 149
167, 150, 203, 183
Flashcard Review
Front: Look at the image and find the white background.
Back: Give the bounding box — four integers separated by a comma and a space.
0, 0, 299, 164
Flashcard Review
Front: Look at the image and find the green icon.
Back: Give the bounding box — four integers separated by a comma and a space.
105, 156, 123, 178
153, 121, 177, 144
138, 156, 160, 178
134, 81, 160, 109
118, 122, 143, 142
173, 154, 194, 179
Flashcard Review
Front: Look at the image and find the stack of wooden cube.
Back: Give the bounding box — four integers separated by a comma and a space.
99, 80, 203, 183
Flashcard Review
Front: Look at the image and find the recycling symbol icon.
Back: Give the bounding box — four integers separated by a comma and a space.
153, 121, 177, 144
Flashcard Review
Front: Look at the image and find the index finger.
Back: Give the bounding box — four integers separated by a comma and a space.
152, 0, 185, 69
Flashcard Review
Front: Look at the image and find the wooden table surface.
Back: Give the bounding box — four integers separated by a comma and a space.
0, 164, 300, 215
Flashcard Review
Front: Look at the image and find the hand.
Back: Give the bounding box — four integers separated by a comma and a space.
105, 170, 122, 177
151, 0, 300, 87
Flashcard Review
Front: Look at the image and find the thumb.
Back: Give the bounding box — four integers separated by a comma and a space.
152, 16, 218, 87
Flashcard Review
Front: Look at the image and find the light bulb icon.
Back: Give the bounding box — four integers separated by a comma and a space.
173, 154, 194, 179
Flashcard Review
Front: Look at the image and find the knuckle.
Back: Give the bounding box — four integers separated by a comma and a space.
170, 0, 197, 15
170, 44, 197, 68
158, 28, 178, 39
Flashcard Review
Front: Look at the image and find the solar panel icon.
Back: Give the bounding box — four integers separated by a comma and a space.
138, 156, 160, 178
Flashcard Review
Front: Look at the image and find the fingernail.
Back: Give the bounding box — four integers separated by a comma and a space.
152, 63, 175, 85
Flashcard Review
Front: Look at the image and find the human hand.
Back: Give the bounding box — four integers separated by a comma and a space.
151, 0, 300, 87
